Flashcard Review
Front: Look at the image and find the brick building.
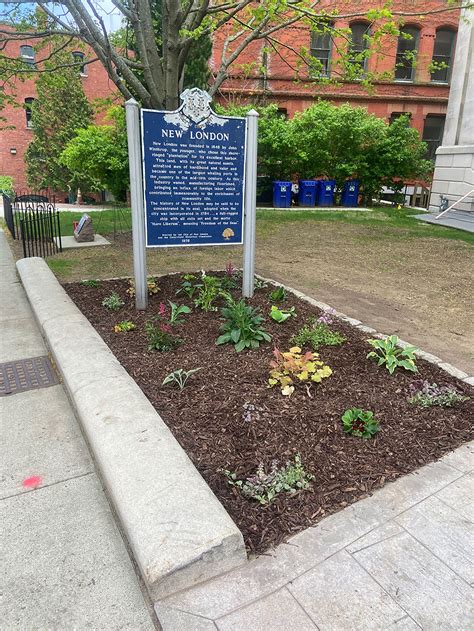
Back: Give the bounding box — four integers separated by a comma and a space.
212, 0, 461, 160
0, 32, 118, 199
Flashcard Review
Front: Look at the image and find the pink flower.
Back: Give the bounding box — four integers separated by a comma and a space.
159, 302, 166, 317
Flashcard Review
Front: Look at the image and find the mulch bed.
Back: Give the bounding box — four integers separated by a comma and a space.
64, 274, 474, 555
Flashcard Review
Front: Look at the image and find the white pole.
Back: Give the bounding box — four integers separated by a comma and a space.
242, 109, 259, 298
125, 98, 148, 310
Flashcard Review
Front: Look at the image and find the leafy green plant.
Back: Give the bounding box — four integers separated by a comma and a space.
145, 318, 182, 352
102, 291, 124, 311
162, 368, 202, 390
216, 298, 271, 352
367, 335, 418, 374
127, 276, 160, 297
114, 320, 135, 333
269, 305, 296, 323
168, 301, 192, 325
408, 380, 469, 408
290, 319, 346, 350
194, 273, 230, 311
80, 279, 100, 288
269, 286, 286, 302
268, 346, 332, 396
176, 274, 199, 299
254, 276, 268, 290
342, 408, 380, 438
222, 453, 314, 505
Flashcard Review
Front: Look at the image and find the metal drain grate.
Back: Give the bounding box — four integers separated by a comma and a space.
0, 356, 59, 396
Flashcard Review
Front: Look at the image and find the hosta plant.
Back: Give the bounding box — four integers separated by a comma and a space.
162, 368, 201, 390
342, 408, 380, 438
102, 291, 124, 311
268, 346, 332, 396
269, 286, 286, 302
114, 320, 136, 333
367, 335, 418, 374
291, 319, 345, 350
269, 305, 296, 323
216, 298, 271, 352
408, 380, 469, 408
127, 276, 159, 297
222, 453, 314, 505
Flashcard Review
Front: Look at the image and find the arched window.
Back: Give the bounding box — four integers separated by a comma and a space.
395, 26, 420, 81
349, 22, 371, 74
72, 51, 87, 75
20, 45, 35, 67
310, 24, 333, 77
431, 28, 456, 83
24, 98, 35, 128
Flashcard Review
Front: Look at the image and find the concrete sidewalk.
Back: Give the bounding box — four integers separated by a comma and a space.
0, 230, 155, 629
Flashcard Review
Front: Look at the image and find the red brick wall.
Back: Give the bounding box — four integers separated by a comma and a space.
212, 0, 460, 136
1, 33, 119, 198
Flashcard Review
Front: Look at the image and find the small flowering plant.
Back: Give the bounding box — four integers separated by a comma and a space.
114, 320, 136, 333
222, 453, 314, 505
145, 302, 182, 351
408, 380, 469, 408
342, 408, 380, 439
268, 346, 332, 396
102, 291, 124, 311
317, 308, 336, 325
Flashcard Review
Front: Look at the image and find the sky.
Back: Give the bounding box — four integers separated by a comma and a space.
0, 1, 123, 32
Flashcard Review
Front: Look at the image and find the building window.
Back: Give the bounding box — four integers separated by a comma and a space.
276, 108, 288, 119
24, 98, 35, 128
72, 51, 87, 75
431, 28, 456, 83
349, 22, 370, 75
395, 26, 420, 81
20, 45, 35, 67
389, 111, 412, 124
310, 26, 333, 77
422, 114, 445, 160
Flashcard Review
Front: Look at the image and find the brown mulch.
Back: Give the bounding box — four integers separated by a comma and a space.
64, 274, 474, 555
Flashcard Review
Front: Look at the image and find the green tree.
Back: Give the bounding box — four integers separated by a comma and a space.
25, 53, 92, 192
60, 106, 129, 201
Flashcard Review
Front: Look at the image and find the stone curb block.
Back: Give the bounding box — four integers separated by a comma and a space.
255, 273, 474, 384
16, 258, 246, 600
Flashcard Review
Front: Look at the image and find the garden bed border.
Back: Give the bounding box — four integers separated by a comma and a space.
16, 257, 247, 601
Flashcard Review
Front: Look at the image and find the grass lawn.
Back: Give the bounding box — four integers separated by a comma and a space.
5, 204, 473, 372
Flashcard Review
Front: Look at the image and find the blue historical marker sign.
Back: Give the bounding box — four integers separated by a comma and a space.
141, 89, 247, 247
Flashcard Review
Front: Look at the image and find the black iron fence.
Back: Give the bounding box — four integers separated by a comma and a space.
2, 193, 62, 257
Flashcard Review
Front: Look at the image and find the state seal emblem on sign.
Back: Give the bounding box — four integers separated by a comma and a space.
164, 87, 227, 131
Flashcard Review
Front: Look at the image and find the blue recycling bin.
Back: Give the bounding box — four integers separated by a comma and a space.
298, 180, 318, 207
341, 180, 359, 207
317, 180, 336, 206
273, 181, 292, 208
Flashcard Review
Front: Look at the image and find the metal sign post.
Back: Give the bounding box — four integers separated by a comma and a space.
242, 109, 259, 298
125, 98, 148, 310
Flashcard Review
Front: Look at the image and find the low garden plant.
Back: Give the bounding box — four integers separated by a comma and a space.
269, 286, 286, 302
342, 408, 380, 438
222, 453, 314, 505
168, 301, 191, 325
367, 335, 418, 374
102, 291, 124, 311
113, 320, 135, 333
408, 380, 469, 408
127, 276, 159, 297
268, 346, 332, 396
176, 273, 199, 300
242, 402, 263, 423
269, 305, 296, 323
145, 318, 182, 351
217, 298, 271, 352
80, 279, 100, 288
291, 318, 345, 350
162, 368, 202, 390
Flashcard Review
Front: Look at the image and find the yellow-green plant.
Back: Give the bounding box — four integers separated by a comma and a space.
127, 276, 159, 297
114, 320, 135, 333
268, 346, 332, 396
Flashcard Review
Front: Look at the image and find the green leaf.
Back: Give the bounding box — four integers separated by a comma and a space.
231, 328, 241, 343
216, 333, 231, 345
235, 339, 246, 352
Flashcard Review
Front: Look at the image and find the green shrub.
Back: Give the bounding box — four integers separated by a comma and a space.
216, 298, 271, 352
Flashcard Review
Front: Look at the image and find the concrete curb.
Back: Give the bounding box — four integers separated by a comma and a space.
255, 274, 474, 385
16, 258, 246, 601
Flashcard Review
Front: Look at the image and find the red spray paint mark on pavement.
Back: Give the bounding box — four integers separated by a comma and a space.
22, 475, 42, 489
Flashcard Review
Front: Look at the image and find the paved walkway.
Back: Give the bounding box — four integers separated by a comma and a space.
0, 230, 156, 629
157, 444, 474, 630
